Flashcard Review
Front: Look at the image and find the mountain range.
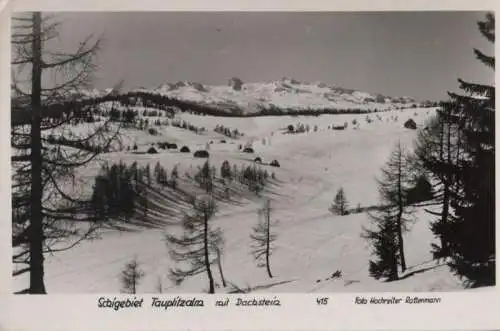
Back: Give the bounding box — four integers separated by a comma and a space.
79, 77, 424, 115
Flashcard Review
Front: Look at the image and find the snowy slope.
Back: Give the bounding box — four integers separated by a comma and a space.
13, 107, 476, 294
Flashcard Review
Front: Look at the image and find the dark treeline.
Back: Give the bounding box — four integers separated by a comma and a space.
13, 89, 437, 125
11, 93, 122, 125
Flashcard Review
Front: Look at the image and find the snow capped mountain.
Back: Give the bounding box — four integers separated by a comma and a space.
83, 78, 419, 115
67, 87, 119, 99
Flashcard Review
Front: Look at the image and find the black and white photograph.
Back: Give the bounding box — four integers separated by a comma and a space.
9, 10, 495, 296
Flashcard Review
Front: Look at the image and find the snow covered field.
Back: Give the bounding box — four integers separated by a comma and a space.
13, 107, 477, 294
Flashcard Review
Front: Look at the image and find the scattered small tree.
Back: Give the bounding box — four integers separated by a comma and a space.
154, 161, 161, 177
120, 258, 145, 294
155, 276, 163, 293
362, 209, 400, 281
232, 164, 239, 180
154, 162, 168, 186
195, 161, 213, 193
145, 163, 152, 186
220, 160, 232, 182
123, 108, 136, 125
170, 165, 179, 190
214, 236, 227, 288
250, 199, 277, 278
331, 187, 349, 215
165, 195, 223, 294
365, 142, 413, 276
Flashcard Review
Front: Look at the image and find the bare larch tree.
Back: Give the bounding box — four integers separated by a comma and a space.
250, 199, 277, 278
11, 12, 123, 294
165, 195, 224, 293
376, 141, 413, 273
363, 141, 413, 280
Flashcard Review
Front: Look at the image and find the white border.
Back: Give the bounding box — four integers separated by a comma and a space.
0, 1, 499, 331
2, 293, 500, 331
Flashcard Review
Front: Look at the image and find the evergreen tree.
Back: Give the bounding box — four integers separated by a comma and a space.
122, 108, 137, 125
154, 161, 161, 179
91, 162, 136, 221
159, 167, 168, 186
331, 187, 349, 215
211, 165, 217, 179
153, 162, 168, 186
144, 163, 152, 186
250, 199, 277, 278
442, 13, 494, 286
109, 108, 121, 122
362, 208, 400, 281
195, 161, 213, 193
170, 165, 179, 190
232, 164, 239, 181
141, 164, 150, 216
165, 195, 223, 293
411, 13, 494, 286
220, 160, 232, 182
120, 258, 145, 294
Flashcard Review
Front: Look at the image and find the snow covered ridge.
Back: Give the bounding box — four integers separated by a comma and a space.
77, 78, 431, 116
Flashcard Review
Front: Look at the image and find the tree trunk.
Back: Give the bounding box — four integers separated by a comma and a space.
143, 189, 148, 217
132, 275, 136, 294
396, 215, 406, 272
397, 149, 407, 273
203, 210, 215, 293
440, 184, 450, 255
29, 12, 46, 294
436, 118, 449, 255
216, 248, 226, 288
265, 248, 273, 278
439, 119, 454, 256
265, 201, 273, 278
156, 277, 163, 293
390, 240, 399, 281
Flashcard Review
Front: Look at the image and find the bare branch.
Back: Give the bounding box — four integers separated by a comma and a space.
42, 35, 101, 69
12, 155, 31, 162
13, 267, 30, 277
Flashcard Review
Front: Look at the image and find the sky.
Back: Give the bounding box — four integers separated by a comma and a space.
44, 11, 494, 101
